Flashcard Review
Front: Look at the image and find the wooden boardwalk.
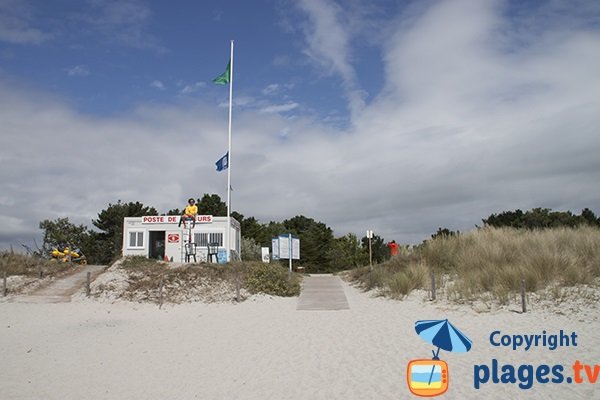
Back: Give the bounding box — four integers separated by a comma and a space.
296, 274, 350, 311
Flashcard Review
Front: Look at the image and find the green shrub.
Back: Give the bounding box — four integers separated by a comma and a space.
241, 237, 262, 261
244, 262, 301, 297
113, 258, 302, 302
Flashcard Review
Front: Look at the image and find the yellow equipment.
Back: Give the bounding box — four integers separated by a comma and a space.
51, 247, 87, 265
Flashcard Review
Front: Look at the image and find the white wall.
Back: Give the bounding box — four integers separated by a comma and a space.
122, 216, 241, 263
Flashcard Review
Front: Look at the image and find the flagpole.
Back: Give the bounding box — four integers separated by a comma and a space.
226, 39, 234, 262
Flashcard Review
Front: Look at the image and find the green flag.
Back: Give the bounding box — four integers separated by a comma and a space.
213, 61, 230, 85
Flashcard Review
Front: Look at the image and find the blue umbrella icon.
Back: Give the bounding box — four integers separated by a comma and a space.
415, 319, 472, 358
415, 319, 473, 385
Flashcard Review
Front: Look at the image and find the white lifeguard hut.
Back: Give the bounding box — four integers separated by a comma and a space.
122, 215, 241, 263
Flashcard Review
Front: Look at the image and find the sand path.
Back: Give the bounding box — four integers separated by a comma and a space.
9, 265, 106, 303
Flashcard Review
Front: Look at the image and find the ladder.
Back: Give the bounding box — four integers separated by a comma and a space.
181, 218, 197, 263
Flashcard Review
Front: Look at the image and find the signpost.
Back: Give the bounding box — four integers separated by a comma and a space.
271, 237, 280, 260
272, 234, 300, 277
366, 230, 373, 270
261, 247, 270, 263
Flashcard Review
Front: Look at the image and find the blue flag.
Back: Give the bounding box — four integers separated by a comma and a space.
215, 152, 229, 171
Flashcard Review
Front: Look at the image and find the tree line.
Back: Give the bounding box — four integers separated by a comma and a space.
38, 194, 392, 270
426, 208, 599, 241
38, 197, 599, 271
481, 207, 600, 229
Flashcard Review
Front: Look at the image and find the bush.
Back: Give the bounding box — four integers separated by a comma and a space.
114, 257, 301, 301
244, 262, 301, 297
241, 237, 262, 261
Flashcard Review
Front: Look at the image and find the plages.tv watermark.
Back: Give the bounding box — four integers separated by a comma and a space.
474, 329, 599, 389
407, 321, 598, 397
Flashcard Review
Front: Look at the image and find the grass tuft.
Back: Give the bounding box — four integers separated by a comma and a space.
0, 251, 77, 278
350, 226, 600, 305
113, 257, 302, 303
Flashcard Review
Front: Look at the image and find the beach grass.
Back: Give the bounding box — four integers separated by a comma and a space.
349, 226, 600, 304
0, 251, 76, 278
113, 257, 301, 303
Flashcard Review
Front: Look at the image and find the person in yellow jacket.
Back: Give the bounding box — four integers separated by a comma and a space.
179, 198, 198, 227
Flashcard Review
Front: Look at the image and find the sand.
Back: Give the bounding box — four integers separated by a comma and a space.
1, 277, 599, 399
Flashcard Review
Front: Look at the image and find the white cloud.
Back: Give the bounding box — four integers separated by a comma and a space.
180, 81, 205, 95
261, 83, 295, 96
272, 55, 290, 66
0, 83, 231, 249
218, 95, 255, 109
150, 80, 165, 90
66, 65, 90, 76
295, 0, 366, 119
1, 0, 599, 251
74, 0, 167, 53
0, 0, 53, 44
261, 84, 280, 95
260, 102, 299, 114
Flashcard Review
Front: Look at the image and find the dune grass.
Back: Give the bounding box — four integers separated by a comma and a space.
347, 253, 428, 299
349, 226, 600, 304
0, 251, 75, 278
116, 256, 301, 303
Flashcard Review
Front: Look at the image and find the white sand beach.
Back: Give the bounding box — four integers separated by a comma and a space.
1, 277, 598, 400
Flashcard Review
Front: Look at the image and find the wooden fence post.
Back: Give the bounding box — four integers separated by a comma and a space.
431, 270, 436, 301
159, 277, 164, 309
86, 271, 91, 297
521, 279, 527, 313
37, 265, 43, 279
235, 272, 241, 303
2, 271, 7, 297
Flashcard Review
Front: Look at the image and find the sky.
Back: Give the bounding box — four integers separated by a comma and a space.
1, 0, 600, 251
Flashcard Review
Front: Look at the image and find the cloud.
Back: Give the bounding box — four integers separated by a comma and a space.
0, 81, 231, 249
1, 0, 599, 251
261, 84, 280, 96
212, 10, 223, 22
180, 82, 205, 95
295, 0, 366, 119
74, 0, 167, 53
261, 83, 295, 96
66, 65, 90, 77
349, 0, 600, 238
259, 102, 299, 114
0, 0, 53, 44
150, 80, 165, 90
217, 95, 255, 109
272, 55, 290, 67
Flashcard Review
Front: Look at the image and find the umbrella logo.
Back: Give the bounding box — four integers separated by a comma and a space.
407, 319, 472, 397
